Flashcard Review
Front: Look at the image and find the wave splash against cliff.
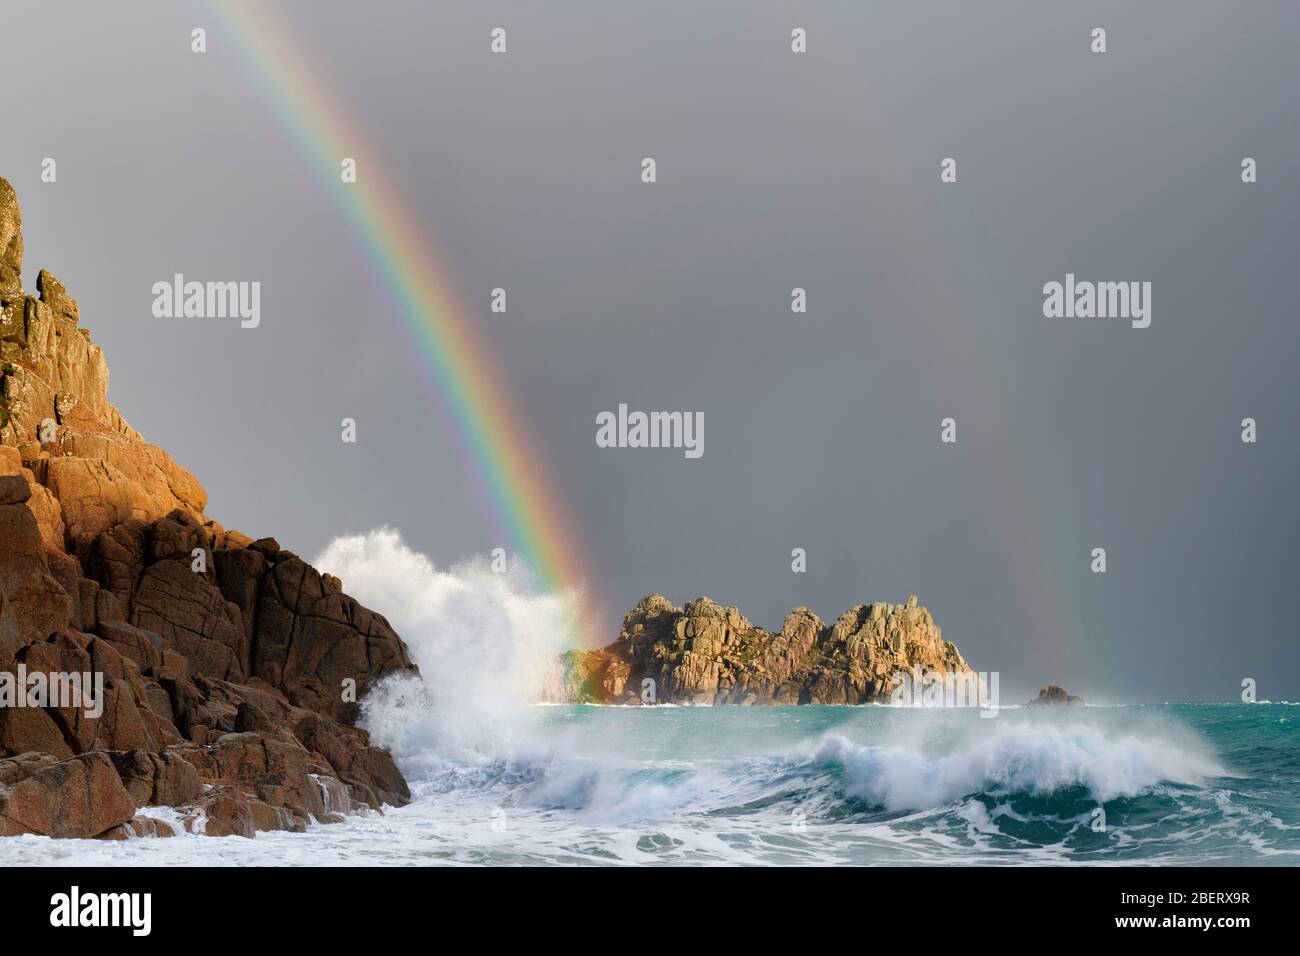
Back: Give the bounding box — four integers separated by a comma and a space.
316, 527, 576, 776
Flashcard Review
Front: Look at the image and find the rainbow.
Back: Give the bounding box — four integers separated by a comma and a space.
202, 0, 598, 643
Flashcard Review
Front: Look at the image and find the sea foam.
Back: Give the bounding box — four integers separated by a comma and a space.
315, 527, 577, 777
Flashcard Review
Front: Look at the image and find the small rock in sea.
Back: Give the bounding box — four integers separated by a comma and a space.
1026, 684, 1085, 707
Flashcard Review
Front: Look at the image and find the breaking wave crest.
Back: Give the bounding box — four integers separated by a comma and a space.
814, 720, 1224, 812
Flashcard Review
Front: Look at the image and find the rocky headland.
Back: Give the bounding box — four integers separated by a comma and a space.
0, 176, 416, 839
545, 592, 971, 705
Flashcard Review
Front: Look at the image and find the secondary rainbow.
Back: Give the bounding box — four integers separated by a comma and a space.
202, 0, 598, 641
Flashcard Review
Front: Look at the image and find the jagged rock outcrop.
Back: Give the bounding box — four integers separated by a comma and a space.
0, 177, 417, 838
0, 179, 21, 299
1, 186, 205, 560
1026, 685, 1084, 707
550, 592, 971, 705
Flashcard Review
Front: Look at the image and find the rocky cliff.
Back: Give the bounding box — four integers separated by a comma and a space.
548, 592, 971, 705
0, 177, 417, 838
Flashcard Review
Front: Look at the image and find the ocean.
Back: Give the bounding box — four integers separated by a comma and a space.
3, 701, 1297, 866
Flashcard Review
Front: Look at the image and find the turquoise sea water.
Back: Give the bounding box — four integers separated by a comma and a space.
406, 701, 1299, 865
3, 701, 1296, 865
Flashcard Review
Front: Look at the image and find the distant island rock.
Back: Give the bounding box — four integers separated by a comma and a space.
1026, 684, 1085, 707
545, 592, 972, 705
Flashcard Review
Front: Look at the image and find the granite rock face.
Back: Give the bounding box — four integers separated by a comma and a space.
0, 177, 417, 838
0, 178, 21, 299
1, 186, 206, 561
550, 592, 972, 705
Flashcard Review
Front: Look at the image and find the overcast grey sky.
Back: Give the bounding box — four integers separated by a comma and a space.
3, 1, 1297, 702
